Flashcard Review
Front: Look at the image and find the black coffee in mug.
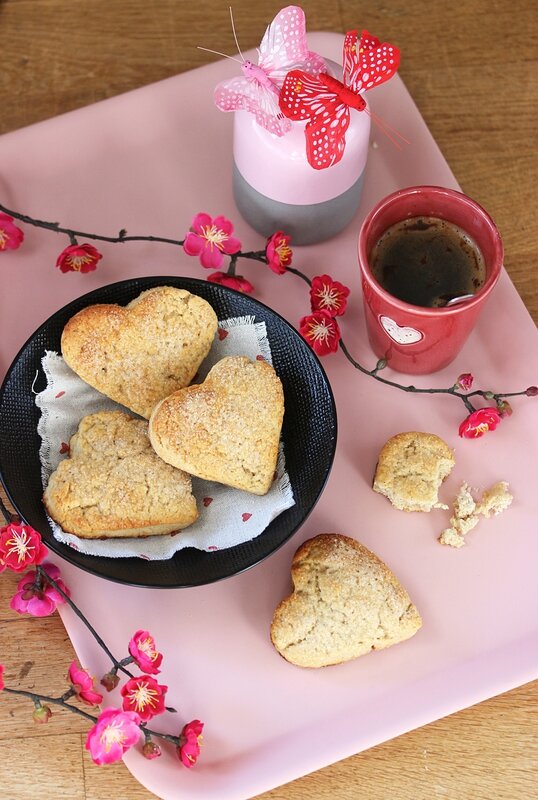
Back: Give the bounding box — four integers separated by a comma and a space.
370, 216, 486, 308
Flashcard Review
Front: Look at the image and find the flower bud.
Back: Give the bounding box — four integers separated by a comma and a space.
455, 373, 473, 392
484, 391, 495, 400
525, 386, 538, 397
142, 740, 162, 760
497, 400, 513, 418
100, 671, 120, 691
32, 704, 52, 724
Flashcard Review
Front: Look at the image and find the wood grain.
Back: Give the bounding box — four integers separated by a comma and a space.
0, 0, 536, 798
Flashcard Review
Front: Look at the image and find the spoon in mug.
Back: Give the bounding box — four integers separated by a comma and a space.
437, 293, 476, 307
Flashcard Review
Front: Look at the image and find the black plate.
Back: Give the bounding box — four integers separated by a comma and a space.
0, 277, 337, 588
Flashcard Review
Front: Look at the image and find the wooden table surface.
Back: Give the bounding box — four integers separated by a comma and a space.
0, 1, 536, 798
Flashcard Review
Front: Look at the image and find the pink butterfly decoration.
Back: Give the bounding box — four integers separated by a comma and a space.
214, 6, 326, 137
279, 30, 401, 169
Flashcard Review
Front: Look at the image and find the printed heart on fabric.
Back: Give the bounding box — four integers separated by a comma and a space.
149, 356, 284, 495
270, 534, 422, 668
61, 286, 218, 419
380, 315, 423, 345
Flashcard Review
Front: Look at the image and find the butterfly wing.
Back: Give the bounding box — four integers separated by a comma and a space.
258, 5, 326, 86
214, 75, 291, 136
342, 30, 359, 87
279, 70, 350, 169
346, 29, 400, 93
305, 104, 350, 169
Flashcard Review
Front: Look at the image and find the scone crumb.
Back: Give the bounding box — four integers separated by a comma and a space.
451, 514, 480, 536
439, 528, 466, 548
476, 481, 513, 518
453, 482, 476, 518
439, 480, 512, 548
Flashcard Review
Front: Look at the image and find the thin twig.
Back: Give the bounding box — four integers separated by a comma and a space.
36, 565, 134, 679
0, 202, 184, 247
2, 686, 181, 745
338, 340, 475, 413
2, 686, 98, 724
0, 498, 15, 524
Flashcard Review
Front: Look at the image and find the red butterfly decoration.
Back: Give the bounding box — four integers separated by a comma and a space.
279, 30, 403, 170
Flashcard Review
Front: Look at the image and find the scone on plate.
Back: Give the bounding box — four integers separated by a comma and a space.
373, 431, 455, 512
149, 356, 284, 495
43, 411, 198, 538
270, 534, 422, 668
61, 286, 218, 419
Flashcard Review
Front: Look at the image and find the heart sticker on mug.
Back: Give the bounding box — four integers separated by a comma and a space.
380, 315, 423, 345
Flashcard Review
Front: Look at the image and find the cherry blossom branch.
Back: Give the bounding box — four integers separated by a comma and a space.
2, 686, 181, 745
0, 513, 200, 763
3, 686, 99, 724
0, 502, 170, 709
285, 267, 534, 416
1, 201, 535, 427
0, 202, 184, 247
35, 565, 135, 681
0, 498, 135, 682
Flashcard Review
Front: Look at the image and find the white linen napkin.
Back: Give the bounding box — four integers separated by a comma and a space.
35, 316, 294, 560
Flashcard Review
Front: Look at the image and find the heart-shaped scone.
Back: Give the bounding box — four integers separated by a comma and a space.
61, 286, 218, 419
380, 315, 423, 345
149, 356, 284, 495
43, 411, 198, 538
270, 534, 422, 667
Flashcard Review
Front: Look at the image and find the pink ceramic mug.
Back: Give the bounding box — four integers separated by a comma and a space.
358, 185, 503, 374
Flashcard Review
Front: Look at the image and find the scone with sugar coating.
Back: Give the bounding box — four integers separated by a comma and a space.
373, 431, 455, 512
270, 534, 422, 668
149, 356, 284, 495
61, 286, 218, 419
43, 411, 198, 538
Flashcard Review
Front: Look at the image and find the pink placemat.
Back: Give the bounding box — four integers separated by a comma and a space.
1, 33, 537, 800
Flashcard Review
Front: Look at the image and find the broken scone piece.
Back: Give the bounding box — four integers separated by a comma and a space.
270, 534, 422, 668
439, 481, 513, 548
373, 432, 455, 512
44, 411, 198, 538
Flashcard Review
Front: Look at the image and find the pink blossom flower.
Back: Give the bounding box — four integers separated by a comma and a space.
120, 675, 168, 722
265, 231, 292, 274
128, 630, 163, 675
183, 213, 241, 269
0, 523, 48, 573
142, 740, 162, 760
0, 664, 4, 691
68, 661, 103, 707
178, 719, 204, 768
455, 373, 474, 392
0, 213, 24, 251
9, 563, 69, 617
207, 271, 254, 293
85, 707, 141, 765
458, 407, 502, 438
299, 310, 341, 356
56, 243, 102, 273
309, 274, 350, 317
33, 704, 53, 724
